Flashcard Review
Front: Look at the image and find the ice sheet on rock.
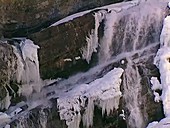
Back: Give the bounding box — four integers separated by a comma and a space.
57, 68, 124, 128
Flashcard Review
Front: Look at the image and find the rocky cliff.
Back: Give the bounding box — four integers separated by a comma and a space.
0, 0, 123, 37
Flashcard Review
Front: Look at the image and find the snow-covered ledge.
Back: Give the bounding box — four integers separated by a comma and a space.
57, 68, 124, 128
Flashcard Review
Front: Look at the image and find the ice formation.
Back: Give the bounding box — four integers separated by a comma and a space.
151, 46, 170, 116
148, 12, 170, 128
57, 68, 124, 128
13, 39, 41, 96
160, 16, 170, 47
20, 39, 40, 84
81, 11, 106, 63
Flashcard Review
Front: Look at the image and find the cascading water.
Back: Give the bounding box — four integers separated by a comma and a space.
0, 0, 169, 128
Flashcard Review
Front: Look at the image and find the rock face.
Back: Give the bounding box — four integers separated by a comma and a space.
0, 42, 17, 109
0, 0, 123, 37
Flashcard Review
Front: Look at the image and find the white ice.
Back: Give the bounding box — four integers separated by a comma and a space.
160, 16, 170, 47
81, 11, 106, 63
20, 39, 40, 84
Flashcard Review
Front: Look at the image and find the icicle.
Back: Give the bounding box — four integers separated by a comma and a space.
82, 98, 95, 128
0, 91, 11, 110
57, 68, 124, 128
81, 11, 106, 63
67, 113, 81, 128
99, 90, 122, 116
39, 109, 47, 128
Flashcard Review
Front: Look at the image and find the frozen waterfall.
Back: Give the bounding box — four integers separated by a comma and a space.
0, 0, 169, 128
13, 39, 41, 96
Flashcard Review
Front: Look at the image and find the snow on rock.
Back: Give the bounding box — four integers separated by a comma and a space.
57, 68, 124, 128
